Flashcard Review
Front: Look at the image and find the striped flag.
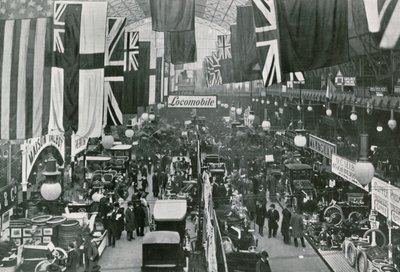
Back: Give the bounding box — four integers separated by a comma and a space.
125, 31, 139, 72
48, 1, 108, 138
216, 35, 231, 59
104, 17, 125, 126
0, 18, 52, 140
251, 0, 282, 87
363, 0, 400, 48
105, 17, 126, 82
326, 78, 337, 99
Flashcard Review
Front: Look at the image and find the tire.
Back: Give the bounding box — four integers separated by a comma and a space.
323, 205, 343, 226
34, 260, 48, 272
357, 251, 368, 272
348, 212, 363, 222
30, 215, 53, 224
345, 242, 357, 267
362, 229, 387, 248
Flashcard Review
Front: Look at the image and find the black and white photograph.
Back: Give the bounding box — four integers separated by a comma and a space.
0, 0, 400, 272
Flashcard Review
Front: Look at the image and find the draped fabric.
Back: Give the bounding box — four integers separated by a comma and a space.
155, 57, 163, 103
123, 41, 150, 114
220, 59, 235, 84
48, 1, 107, 138
150, 0, 195, 32
236, 6, 262, 81
276, 0, 349, 73
0, 18, 52, 140
165, 30, 197, 65
230, 24, 242, 83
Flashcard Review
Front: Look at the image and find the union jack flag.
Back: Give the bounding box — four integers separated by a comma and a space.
216, 35, 231, 59
125, 31, 139, 71
53, 2, 66, 53
363, 0, 400, 49
251, 0, 281, 87
205, 52, 222, 87
105, 17, 126, 81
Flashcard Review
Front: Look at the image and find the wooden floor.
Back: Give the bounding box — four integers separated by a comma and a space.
319, 250, 357, 272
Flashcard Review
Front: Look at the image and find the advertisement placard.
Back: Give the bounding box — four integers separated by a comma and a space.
167, 95, 217, 109
308, 135, 337, 159
331, 154, 368, 191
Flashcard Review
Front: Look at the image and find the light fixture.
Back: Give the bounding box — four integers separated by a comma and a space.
149, 110, 156, 121
307, 102, 313, 112
283, 100, 288, 107
278, 107, 284, 114
157, 103, 163, 110
294, 134, 307, 147
102, 134, 114, 149
230, 106, 236, 112
266, 99, 270, 105
354, 134, 375, 186
350, 106, 358, 121
252, 98, 255, 102
297, 104, 301, 111
125, 126, 134, 138
236, 107, 243, 115
224, 103, 229, 109
141, 112, 149, 122
274, 99, 278, 106
217, 100, 221, 105
326, 103, 332, 117
261, 99, 265, 104
40, 158, 62, 201
376, 123, 383, 132
388, 109, 397, 130
248, 111, 255, 121
255, 98, 259, 102
261, 120, 271, 131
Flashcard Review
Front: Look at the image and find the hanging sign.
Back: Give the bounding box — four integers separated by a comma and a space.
167, 95, 217, 108
331, 154, 368, 191
0, 183, 17, 216
71, 134, 88, 159
308, 135, 337, 159
344, 77, 356, 86
24, 134, 65, 182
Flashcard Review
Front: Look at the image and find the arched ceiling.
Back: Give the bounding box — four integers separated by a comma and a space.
107, 0, 250, 30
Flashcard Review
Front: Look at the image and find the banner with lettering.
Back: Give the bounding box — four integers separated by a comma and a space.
71, 133, 88, 159
167, 95, 217, 109
331, 154, 368, 191
23, 134, 65, 183
0, 183, 17, 216
308, 134, 336, 159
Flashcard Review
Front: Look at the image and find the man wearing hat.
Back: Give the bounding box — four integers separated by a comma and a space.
266, 204, 280, 238
256, 250, 272, 272
65, 242, 79, 272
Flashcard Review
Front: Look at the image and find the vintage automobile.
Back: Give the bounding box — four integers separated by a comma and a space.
176, 180, 199, 211
109, 144, 132, 172
284, 163, 316, 211
142, 231, 188, 272
153, 199, 188, 241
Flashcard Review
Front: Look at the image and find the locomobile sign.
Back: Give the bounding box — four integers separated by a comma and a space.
167, 95, 217, 109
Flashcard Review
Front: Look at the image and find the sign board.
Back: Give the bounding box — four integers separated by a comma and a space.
0, 183, 17, 216
71, 134, 88, 159
371, 176, 400, 226
308, 135, 337, 159
344, 77, 356, 86
167, 95, 217, 109
24, 134, 65, 182
331, 154, 368, 191
265, 155, 274, 162
369, 86, 387, 96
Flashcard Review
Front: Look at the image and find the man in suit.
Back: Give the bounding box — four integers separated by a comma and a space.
134, 201, 146, 236
256, 250, 272, 272
125, 201, 136, 241
281, 204, 292, 244
65, 242, 79, 272
107, 202, 119, 247
266, 204, 280, 238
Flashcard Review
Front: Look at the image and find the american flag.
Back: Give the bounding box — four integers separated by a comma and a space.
125, 31, 139, 71
0, 0, 53, 19
363, 0, 400, 49
251, 0, 281, 87
216, 35, 231, 59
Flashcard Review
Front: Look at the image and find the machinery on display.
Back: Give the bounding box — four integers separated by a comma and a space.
142, 200, 190, 271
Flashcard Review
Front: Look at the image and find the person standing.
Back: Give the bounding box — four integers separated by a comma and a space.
255, 201, 267, 236
244, 190, 256, 221
281, 205, 292, 244
152, 172, 160, 198
160, 170, 168, 197
290, 209, 306, 247
266, 204, 280, 238
134, 201, 146, 236
84, 234, 99, 272
115, 203, 125, 240
107, 203, 119, 248
256, 250, 272, 272
65, 242, 79, 272
125, 201, 136, 241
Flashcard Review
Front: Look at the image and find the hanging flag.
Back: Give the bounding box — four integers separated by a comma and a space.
0, 0, 53, 20
48, 1, 107, 138
289, 72, 305, 83
205, 53, 222, 87
0, 18, 52, 140
363, 0, 400, 49
276, 0, 349, 73
104, 82, 123, 126
230, 24, 242, 83
165, 30, 197, 65
326, 78, 337, 99
237, 6, 262, 81
125, 31, 139, 72
150, 0, 195, 32
220, 59, 235, 84
104, 17, 126, 123
155, 57, 163, 104
216, 35, 232, 59
163, 60, 170, 97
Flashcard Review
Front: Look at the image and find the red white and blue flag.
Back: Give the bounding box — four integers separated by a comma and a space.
125, 31, 139, 72
48, 1, 108, 138
216, 35, 231, 59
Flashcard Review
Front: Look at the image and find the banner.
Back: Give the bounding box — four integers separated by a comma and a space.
71, 133, 88, 159
0, 183, 17, 216
23, 134, 65, 183
331, 154, 368, 191
150, 0, 195, 32
167, 95, 217, 109
308, 134, 337, 159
